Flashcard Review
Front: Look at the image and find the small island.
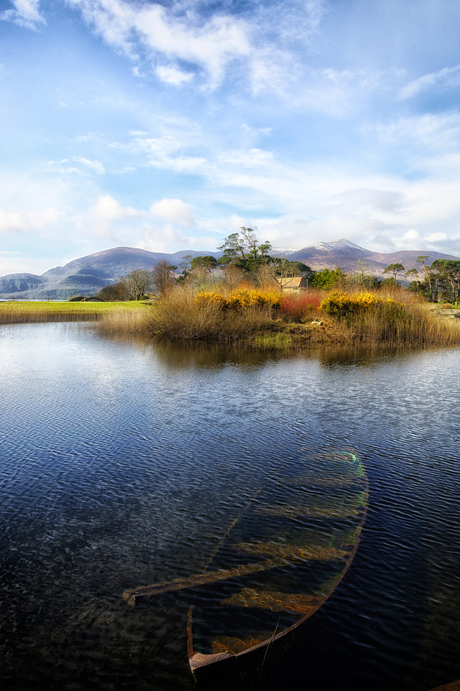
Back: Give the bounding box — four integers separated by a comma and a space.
2, 229, 459, 349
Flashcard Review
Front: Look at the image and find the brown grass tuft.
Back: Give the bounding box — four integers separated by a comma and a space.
141, 286, 276, 341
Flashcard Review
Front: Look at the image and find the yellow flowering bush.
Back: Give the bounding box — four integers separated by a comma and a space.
196, 289, 281, 310
195, 292, 228, 309
320, 291, 404, 316
227, 289, 281, 310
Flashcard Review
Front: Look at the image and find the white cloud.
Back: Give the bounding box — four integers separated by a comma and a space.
156, 66, 194, 86
0, 206, 59, 233
67, 0, 252, 89
149, 198, 194, 226
374, 113, 460, 158
399, 64, 460, 100
426, 232, 447, 243
218, 148, 274, 169
137, 224, 218, 253
402, 229, 420, 241
0, 0, 45, 30
73, 157, 105, 175
65, 0, 325, 92
0, 209, 24, 232
330, 188, 405, 215
90, 195, 143, 220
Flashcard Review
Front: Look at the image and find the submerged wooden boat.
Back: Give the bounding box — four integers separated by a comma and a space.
123, 451, 369, 679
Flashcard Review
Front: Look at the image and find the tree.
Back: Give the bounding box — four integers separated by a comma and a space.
96, 281, 129, 301
122, 269, 152, 300
190, 255, 218, 275
177, 254, 193, 283
430, 259, 447, 302
152, 260, 176, 295
353, 259, 381, 288
217, 228, 273, 271
310, 267, 345, 289
404, 268, 420, 293
383, 263, 405, 284
217, 232, 246, 261
417, 255, 433, 300
431, 259, 460, 303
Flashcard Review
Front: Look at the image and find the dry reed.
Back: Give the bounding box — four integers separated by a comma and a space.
322, 289, 460, 347
0, 301, 147, 325
94, 285, 460, 348
141, 286, 276, 341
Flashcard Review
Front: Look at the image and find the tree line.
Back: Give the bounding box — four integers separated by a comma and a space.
385, 257, 460, 303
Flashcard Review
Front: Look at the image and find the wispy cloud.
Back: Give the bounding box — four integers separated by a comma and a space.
73, 157, 105, 175
65, 0, 323, 91
399, 64, 460, 99
0, 0, 46, 30
0, 206, 59, 233
66, 0, 251, 89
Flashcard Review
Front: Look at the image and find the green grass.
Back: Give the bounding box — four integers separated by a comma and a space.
253, 333, 293, 349
0, 301, 148, 324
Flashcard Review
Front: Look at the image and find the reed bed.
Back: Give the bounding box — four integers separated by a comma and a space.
321, 289, 460, 347
93, 285, 460, 348
0, 301, 147, 324
141, 287, 276, 341
94, 306, 152, 335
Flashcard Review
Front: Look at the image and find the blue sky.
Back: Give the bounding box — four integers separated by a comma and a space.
1, 0, 460, 275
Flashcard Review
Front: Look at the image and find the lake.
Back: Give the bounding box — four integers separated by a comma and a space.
0, 323, 459, 691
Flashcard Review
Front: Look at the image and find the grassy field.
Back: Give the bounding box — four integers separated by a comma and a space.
0, 300, 149, 324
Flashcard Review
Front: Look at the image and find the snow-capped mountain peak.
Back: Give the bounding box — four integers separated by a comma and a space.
309, 239, 366, 252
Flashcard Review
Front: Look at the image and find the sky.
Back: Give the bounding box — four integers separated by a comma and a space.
1, 0, 460, 275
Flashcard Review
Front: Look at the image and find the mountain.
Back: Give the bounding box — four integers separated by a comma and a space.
1, 241, 459, 299
0, 247, 219, 300
288, 239, 459, 277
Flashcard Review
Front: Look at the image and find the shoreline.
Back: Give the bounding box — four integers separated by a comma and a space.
1, 299, 460, 350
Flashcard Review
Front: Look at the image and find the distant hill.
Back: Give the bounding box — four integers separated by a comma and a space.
288, 240, 459, 278
1, 241, 459, 299
0, 247, 218, 300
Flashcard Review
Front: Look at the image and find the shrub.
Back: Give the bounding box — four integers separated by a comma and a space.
226, 289, 280, 310
279, 291, 322, 321
195, 289, 281, 310
320, 291, 401, 316
319, 289, 460, 346
195, 292, 228, 309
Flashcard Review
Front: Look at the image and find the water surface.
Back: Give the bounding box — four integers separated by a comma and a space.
0, 324, 459, 690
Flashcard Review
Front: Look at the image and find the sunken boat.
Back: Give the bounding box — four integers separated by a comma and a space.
123, 451, 369, 680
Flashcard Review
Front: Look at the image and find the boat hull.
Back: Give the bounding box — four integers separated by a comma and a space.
188, 451, 369, 678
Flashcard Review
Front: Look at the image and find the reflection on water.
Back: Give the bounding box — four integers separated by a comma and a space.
0, 323, 459, 691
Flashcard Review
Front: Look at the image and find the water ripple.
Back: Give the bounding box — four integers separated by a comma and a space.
0, 325, 459, 690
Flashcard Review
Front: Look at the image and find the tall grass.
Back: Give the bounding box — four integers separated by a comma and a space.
93, 285, 460, 348
140, 286, 276, 341
0, 301, 147, 325
321, 289, 460, 346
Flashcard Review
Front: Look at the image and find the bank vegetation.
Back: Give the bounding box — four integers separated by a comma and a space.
94, 282, 460, 349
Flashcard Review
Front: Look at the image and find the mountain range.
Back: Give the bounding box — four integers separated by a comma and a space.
1, 240, 458, 300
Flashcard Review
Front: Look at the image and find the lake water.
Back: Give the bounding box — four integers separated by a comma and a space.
0, 323, 459, 691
